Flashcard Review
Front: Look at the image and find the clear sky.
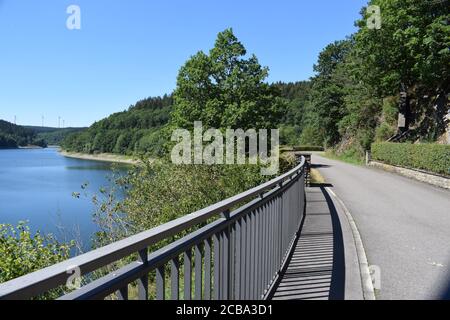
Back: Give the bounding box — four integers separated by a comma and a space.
0, 0, 368, 127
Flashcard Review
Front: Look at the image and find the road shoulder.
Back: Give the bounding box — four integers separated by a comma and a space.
325, 187, 375, 300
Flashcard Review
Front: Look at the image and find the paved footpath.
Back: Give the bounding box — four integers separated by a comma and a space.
312, 153, 450, 300
269, 187, 364, 300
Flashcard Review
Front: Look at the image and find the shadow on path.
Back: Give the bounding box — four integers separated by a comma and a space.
267, 186, 345, 300
311, 164, 331, 169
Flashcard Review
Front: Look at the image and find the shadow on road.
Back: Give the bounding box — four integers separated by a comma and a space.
311, 164, 331, 169
268, 185, 345, 300
440, 279, 450, 300
310, 183, 333, 188
322, 186, 345, 299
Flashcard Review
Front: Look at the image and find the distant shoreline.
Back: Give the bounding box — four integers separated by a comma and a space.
59, 150, 139, 165
19, 145, 45, 149
0, 145, 45, 150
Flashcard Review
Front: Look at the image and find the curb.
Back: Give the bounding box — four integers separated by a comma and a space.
325, 187, 376, 300
367, 160, 450, 190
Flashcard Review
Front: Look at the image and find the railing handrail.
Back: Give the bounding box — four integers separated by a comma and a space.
0, 158, 306, 300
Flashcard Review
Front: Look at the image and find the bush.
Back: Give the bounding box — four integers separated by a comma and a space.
0, 222, 73, 285
375, 123, 396, 142
299, 125, 324, 146
279, 125, 301, 146
91, 159, 274, 248
371, 143, 450, 176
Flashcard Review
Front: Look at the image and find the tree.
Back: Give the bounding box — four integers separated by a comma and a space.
170, 29, 286, 131
355, 0, 449, 96
302, 40, 353, 147
353, 0, 449, 141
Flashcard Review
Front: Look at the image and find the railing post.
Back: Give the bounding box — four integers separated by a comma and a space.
278, 182, 284, 269
137, 249, 148, 300
365, 150, 371, 165
304, 154, 311, 187
221, 209, 231, 299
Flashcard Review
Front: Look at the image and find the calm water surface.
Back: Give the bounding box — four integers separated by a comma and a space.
0, 147, 125, 248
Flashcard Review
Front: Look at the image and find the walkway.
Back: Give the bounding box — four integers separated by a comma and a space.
269, 186, 363, 300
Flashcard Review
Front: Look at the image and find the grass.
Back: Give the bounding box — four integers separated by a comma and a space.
322, 150, 364, 166
310, 168, 326, 184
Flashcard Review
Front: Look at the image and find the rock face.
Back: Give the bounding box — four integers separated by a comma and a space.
368, 160, 450, 190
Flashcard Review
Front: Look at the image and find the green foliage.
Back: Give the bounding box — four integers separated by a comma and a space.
375, 122, 396, 142
0, 120, 47, 148
0, 222, 73, 284
61, 95, 173, 156
300, 0, 449, 154
26, 127, 86, 146
273, 81, 311, 126
381, 97, 399, 126
91, 160, 271, 248
301, 40, 353, 147
279, 125, 302, 146
354, 0, 449, 95
371, 142, 450, 176
170, 29, 286, 131
324, 148, 364, 166
0, 133, 17, 148
299, 125, 324, 146
275, 81, 312, 145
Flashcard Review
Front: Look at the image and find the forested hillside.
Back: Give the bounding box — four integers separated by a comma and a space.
0, 120, 46, 148
60, 81, 309, 156
274, 81, 311, 145
25, 126, 86, 146
61, 95, 173, 156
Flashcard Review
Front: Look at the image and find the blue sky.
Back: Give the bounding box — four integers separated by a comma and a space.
0, 0, 368, 127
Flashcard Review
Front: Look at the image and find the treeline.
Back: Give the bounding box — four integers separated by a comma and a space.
60, 82, 307, 156
0, 120, 47, 148
25, 126, 87, 146
299, 0, 449, 157
62, 0, 449, 160
61, 95, 173, 156
274, 81, 311, 146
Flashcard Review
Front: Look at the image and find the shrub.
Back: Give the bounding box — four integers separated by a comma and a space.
375, 123, 396, 142
371, 142, 450, 176
279, 125, 302, 146
0, 222, 73, 287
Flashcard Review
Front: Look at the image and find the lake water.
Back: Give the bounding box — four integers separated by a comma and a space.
0, 147, 125, 249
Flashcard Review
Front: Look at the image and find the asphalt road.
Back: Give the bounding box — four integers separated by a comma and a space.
312, 153, 450, 300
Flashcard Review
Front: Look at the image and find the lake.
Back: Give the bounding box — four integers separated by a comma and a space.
0, 147, 126, 249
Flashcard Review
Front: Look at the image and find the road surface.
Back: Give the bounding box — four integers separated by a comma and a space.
312, 153, 450, 300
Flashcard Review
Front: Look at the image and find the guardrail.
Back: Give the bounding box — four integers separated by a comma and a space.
0, 158, 306, 300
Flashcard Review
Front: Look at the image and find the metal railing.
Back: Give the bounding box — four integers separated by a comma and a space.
0, 158, 306, 300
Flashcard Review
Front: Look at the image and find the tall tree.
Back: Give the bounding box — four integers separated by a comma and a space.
301, 40, 353, 146
170, 29, 286, 131
355, 0, 449, 96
